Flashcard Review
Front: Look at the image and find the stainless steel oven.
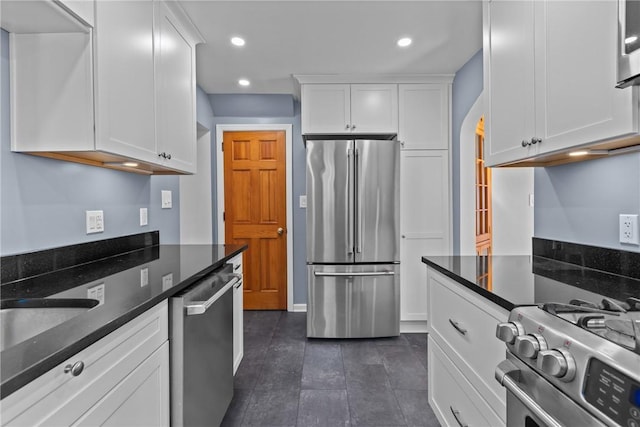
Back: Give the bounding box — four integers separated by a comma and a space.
496, 300, 640, 427
617, 0, 640, 87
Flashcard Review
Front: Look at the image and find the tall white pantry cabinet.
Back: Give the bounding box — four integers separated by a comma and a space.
298, 78, 452, 332
398, 83, 452, 332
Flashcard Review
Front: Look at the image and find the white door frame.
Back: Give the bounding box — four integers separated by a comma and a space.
215, 124, 294, 312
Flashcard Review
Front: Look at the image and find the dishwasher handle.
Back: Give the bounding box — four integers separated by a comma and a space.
185, 274, 241, 316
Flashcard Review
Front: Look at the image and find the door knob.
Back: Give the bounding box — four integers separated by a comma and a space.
277, 227, 284, 235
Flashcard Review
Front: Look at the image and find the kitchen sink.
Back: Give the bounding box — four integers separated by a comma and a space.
0, 298, 99, 351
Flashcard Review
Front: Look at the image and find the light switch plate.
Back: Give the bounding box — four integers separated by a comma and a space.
161, 191, 172, 209
140, 268, 149, 287
140, 208, 148, 226
299, 195, 307, 208
86, 210, 104, 234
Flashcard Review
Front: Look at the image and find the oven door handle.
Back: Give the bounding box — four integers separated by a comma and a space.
495, 359, 563, 427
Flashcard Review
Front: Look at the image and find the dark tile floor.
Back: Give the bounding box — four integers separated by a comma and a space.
221, 311, 441, 427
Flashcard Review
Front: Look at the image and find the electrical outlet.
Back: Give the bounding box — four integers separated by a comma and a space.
162, 273, 174, 291
619, 214, 639, 245
86, 210, 104, 234
87, 283, 105, 305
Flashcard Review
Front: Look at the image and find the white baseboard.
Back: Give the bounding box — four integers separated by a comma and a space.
292, 303, 307, 312
400, 320, 428, 333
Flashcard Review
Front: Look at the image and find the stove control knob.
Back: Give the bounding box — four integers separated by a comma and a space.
496, 322, 524, 344
537, 349, 576, 382
514, 334, 548, 359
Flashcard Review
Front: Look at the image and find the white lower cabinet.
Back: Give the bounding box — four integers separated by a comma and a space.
0, 301, 169, 426
426, 267, 507, 425
429, 338, 503, 427
230, 254, 244, 374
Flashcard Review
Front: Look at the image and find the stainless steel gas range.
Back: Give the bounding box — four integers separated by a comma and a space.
495, 297, 640, 427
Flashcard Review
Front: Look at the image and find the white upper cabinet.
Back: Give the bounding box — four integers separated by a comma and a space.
301, 84, 351, 134
398, 84, 449, 150
349, 84, 398, 133
94, 0, 158, 164
155, 1, 198, 173
6, 0, 201, 174
484, 0, 639, 167
483, 0, 537, 166
301, 83, 398, 134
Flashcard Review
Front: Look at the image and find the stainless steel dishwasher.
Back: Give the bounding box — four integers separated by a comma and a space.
170, 263, 240, 427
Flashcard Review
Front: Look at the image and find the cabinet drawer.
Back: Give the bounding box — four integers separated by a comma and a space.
429, 337, 504, 427
1, 301, 168, 425
427, 269, 507, 418
229, 254, 243, 274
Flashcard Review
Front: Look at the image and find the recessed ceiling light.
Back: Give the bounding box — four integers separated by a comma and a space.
231, 37, 246, 47
397, 37, 412, 47
238, 79, 250, 87
625, 35, 638, 45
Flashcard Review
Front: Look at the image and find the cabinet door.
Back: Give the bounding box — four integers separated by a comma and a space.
534, 1, 636, 154
74, 342, 170, 427
1, 302, 168, 427
156, 1, 197, 173
483, 0, 537, 167
400, 150, 449, 323
94, 0, 157, 163
350, 84, 398, 133
301, 84, 351, 134
231, 254, 244, 374
398, 84, 449, 150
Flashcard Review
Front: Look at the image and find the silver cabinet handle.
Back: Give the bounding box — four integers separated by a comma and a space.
351, 124, 356, 130
449, 319, 467, 335
314, 271, 395, 277
234, 279, 243, 289
522, 140, 530, 147
64, 361, 84, 376
345, 124, 351, 130
185, 275, 241, 315
495, 360, 563, 427
449, 407, 468, 427
531, 137, 541, 145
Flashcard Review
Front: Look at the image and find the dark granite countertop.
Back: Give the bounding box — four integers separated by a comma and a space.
422, 254, 640, 312
1, 242, 246, 398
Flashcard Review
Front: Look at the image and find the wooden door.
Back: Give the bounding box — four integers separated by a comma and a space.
223, 131, 287, 310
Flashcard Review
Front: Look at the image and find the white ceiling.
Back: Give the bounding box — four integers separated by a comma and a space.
179, 1, 483, 96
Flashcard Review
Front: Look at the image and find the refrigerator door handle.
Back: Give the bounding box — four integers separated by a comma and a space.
314, 271, 395, 277
355, 147, 362, 254
347, 147, 354, 255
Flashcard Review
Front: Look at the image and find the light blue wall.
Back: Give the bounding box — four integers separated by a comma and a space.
534, 154, 640, 251
207, 94, 307, 304
452, 49, 483, 255
0, 29, 180, 255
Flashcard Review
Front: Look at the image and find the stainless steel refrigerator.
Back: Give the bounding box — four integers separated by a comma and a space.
306, 136, 400, 338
